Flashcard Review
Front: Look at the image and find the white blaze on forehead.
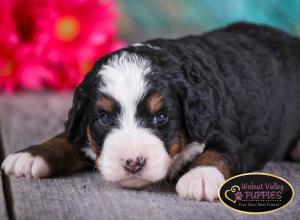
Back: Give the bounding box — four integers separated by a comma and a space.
98, 52, 151, 129
97, 52, 171, 187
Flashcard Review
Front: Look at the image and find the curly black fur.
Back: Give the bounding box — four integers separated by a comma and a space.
66, 22, 300, 175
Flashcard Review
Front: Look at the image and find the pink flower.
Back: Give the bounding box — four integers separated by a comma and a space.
0, 3, 56, 92
0, 0, 125, 92
32, 0, 125, 90
0, 1, 21, 93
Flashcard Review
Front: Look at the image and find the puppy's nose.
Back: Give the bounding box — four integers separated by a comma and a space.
123, 156, 146, 174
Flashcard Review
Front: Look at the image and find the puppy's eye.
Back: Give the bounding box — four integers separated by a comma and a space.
152, 113, 168, 126
98, 114, 114, 126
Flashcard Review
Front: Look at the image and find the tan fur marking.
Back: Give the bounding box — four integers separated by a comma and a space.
147, 93, 163, 113
169, 131, 189, 157
190, 150, 231, 179
87, 127, 100, 156
98, 96, 113, 112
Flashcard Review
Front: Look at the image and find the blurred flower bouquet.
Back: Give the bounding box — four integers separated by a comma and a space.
0, 0, 124, 93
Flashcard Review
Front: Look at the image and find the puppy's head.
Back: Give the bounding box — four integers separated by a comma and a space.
65, 47, 209, 188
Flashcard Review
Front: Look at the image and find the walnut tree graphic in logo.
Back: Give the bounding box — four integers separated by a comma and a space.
219, 173, 294, 214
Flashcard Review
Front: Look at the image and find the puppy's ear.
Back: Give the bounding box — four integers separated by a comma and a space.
65, 76, 90, 143
178, 63, 218, 143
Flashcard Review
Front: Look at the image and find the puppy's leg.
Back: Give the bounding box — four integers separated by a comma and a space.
176, 150, 231, 201
1, 133, 88, 178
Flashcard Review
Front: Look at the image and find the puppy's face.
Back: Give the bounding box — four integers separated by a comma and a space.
86, 51, 187, 188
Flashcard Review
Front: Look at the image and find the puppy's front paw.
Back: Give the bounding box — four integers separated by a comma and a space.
1, 152, 50, 178
176, 166, 225, 201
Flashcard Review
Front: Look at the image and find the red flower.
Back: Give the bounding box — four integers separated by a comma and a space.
33, 0, 125, 90
0, 0, 22, 92
0, 0, 125, 92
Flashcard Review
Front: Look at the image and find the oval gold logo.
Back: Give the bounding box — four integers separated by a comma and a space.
218, 172, 294, 214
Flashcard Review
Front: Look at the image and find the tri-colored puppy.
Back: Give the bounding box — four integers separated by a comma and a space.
2, 22, 300, 201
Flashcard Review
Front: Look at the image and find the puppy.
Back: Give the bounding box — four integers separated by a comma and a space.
2, 22, 300, 201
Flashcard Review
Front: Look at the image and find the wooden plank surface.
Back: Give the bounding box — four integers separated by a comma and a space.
0, 114, 9, 220
0, 93, 299, 220
0, 93, 73, 220
0, 177, 8, 220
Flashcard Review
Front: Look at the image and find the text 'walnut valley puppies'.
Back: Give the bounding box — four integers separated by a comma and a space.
2, 22, 300, 201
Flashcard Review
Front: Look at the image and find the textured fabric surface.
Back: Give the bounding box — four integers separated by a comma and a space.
0, 93, 299, 220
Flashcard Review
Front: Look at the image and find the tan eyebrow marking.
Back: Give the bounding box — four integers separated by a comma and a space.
97, 96, 114, 112
147, 93, 163, 113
